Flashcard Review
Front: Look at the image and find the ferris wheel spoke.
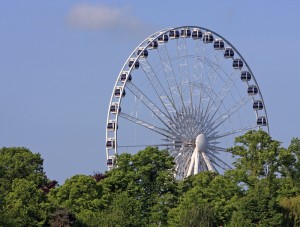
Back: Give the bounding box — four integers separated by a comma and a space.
206, 95, 252, 133
175, 148, 192, 176
208, 125, 258, 140
175, 38, 193, 112
117, 143, 179, 148
200, 59, 226, 122
119, 112, 176, 139
207, 145, 229, 153
139, 58, 178, 116
206, 150, 233, 170
125, 82, 175, 128
156, 44, 181, 113
209, 157, 230, 171
205, 72, 239, 125
173, 147, 189, 161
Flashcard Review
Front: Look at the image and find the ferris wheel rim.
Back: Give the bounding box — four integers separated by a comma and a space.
105, 25, 269, 176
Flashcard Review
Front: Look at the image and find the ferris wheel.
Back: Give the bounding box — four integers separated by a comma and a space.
105, 26, 269, 179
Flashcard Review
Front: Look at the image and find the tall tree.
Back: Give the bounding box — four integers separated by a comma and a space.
2, 178, 50, 226
48, 174, 104, 225
0, 147, 48, 187
101, 147, 178, 226
168, 171, 241, 226
227, 130, 285, 225
0, 147, 51, 225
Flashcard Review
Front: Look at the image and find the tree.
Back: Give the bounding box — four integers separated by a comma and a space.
101, 147, 178, 226
228, 130, 281, 187
228, 211, 253, 227
2, 178, 50, 226
0, 147, 48, 188
49, 207, 75, 227
280, 195, 300, 227
168, 171, 241, 226
0, 147, 52, 225
95, 191, 143, 227
231, 179, 284, 226
48, 174, 104, 225
227, 130, 285, 226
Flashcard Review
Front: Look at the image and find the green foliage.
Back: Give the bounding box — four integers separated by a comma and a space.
95, 191, 143, 227
169, 203, 215, 227
0, 147, 52, 226
233, 179, 284, 226
101, 147, 178, 226
228, 130, 281, 186
0, 147, 48, 187
2, 178, 50, 226
2, 133, 300, 226
49, 207, 75, 227
228, 211, 253, 227
168, 172, 241, 226
48, 174, 104, 225
280, 195, 300, 226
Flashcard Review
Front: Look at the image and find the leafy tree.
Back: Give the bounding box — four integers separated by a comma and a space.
228, 130, 286, 226
0, 147, 52, 225
2, 178, 51, 226
171, 203, 215, 227
232, 179, 284, 226
228, 130, 281, 187
168, 171, 241, 226
49, 207, 75, 227
280, 195, 300, 226
101, 147, 178, 226
228, 211, 253, 227
0, 147, 48, 188
95, 191, 143, 227
48, 174, 104, 225
277, 138, 300, 197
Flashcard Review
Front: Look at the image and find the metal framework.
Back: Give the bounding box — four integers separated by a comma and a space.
105, 26, 269, 179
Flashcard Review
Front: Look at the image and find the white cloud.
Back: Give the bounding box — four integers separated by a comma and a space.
67, 4, 142, 31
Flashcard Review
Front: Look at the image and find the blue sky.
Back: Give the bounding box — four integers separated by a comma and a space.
0, 1, 299, 183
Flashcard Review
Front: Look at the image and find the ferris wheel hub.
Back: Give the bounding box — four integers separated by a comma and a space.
195, 133, 207, 152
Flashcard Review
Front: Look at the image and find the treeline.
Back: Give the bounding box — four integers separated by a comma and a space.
1, 130, 300, 226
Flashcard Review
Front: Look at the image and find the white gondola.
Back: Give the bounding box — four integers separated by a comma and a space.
169, 30, 180, 39
253, 100, 264, 110
110, 102, 120, 114
192, 29, 202, 40
247, 85, 258, 95
213, 39, 224, 49
180, 28, 191, 38
158, 34, 169, 43
120, 71, 132, 83
148, 38, 158, 49
114, 86, 126, 97
241, 71, 251, 82
257, 116, 267, 126
224, 47, 234, 58
203, 32, 213, 43
128, 58, 139, 69
106, 138, 115, 149
137, 48, 148, 58
233, 59, 243, 69
107, 155, 115, 167
107, 120, 117, 131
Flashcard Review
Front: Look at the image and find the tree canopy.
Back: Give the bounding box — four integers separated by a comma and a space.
1, 131, 300, 226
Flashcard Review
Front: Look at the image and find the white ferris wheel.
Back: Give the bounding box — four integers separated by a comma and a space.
105, 26, 269, 179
